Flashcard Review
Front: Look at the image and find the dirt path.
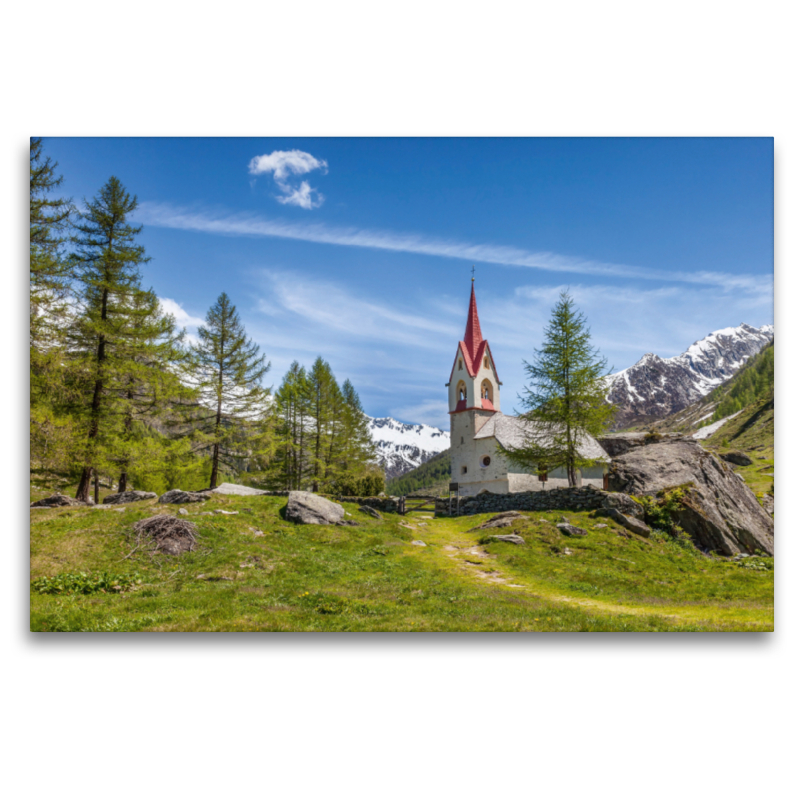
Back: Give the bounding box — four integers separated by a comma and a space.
401, 514, 772, 629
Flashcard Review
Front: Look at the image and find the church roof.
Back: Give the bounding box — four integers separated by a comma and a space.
474, 413, 610, 462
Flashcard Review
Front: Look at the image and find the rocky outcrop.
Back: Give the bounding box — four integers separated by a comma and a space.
608, 439, 773, 555
103, 491, 157, 505
285, 491, 344, 525
601, 508, 651, 538
157, 489, 210, 504
488, 533, 525, 545
31, 494, 91, 508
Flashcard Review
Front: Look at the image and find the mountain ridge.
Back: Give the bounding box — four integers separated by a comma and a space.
606, 322, 773, 429
368, 416, 449, 479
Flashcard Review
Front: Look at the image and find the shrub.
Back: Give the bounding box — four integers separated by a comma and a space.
32, 571, 142, 595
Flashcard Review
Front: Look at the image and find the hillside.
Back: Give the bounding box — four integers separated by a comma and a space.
606, 323, 773, 429
387, 448, 451, 496
635, 339, 774, 437
29, 489, 773, 631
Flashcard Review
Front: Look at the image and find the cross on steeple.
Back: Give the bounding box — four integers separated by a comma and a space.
471, 265, 475, 281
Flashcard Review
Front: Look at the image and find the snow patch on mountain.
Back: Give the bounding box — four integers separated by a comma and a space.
368, 417, 449, 479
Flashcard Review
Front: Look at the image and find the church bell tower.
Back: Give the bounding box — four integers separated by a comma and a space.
446, 280, 502, 480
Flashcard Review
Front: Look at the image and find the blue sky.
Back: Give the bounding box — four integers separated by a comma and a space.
43, 137, 774, 428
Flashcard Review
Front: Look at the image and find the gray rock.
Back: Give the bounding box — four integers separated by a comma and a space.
721, 451, 753, 466
489, 534, 525, 545
761, 494, 774, 516
593, 523, 608, 529
469, 510, 523, 532
30, 494, 91, 508
211, 483, 269, 496
214, 509, 238, 515
285, 491, 345, 525
601, 491, 644, 520
102, 490, 157, 505
158, 489, 210, 504
337, 520, 360, 527
557, 523, 588, 537
608, 439, 773, 555
601, 508, 651, 538
358, 505, 383, 519
178, 508, 189, 516
411, 540, 427, 546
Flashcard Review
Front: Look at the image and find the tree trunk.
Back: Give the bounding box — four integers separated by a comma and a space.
75, 466, 93, 503
94, 468, 100, 504
118, 472, 128, 493
210, 442, 219, 489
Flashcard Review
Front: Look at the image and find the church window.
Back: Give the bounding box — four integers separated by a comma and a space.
458, 359, 463, 371
480, 379, 493, 404
481, 456, 491, 467
484, 356, 489, 368
456, 380, 467, 402
461, 465, 468, 474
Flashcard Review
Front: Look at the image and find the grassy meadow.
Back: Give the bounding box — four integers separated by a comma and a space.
29, 484, 773, 632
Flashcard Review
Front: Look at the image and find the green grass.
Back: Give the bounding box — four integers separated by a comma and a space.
29, 489, 773, 631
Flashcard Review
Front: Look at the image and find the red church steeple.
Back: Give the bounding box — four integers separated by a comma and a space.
463, 281, 484, 364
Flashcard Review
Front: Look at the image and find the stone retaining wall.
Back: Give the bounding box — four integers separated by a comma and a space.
436, 485, 608, 517
336, 496, 402, 514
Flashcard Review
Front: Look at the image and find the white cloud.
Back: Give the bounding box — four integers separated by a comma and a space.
159, 297, 205, 329
248, 150, 327, 210
137, 202, 772, 295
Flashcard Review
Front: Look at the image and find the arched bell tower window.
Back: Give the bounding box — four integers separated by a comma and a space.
456, 380, 467, 402
480, 379, 493, 403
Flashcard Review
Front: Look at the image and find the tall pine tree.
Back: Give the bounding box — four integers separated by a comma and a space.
504, 290, 615, 486
67, 177, 152, 502
189, 292, 272, 489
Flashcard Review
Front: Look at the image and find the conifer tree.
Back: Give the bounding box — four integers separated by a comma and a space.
67, 177, 153, 502
306, 357, 342, 491
189, 292, 272, 489
113, 289, 189, 492
504, 290, 615, 486
272, 362, 311, 490
30, 137, 74, 349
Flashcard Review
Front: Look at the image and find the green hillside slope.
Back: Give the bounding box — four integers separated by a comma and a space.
387, 449, 451, 496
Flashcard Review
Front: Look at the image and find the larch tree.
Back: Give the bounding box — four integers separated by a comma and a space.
112, 289, 189, 492
67, 176, 152, 502
306, 357, 342, 492
504, 290, 615, 486
30, 137, 74, 349
189, 292, 272, 489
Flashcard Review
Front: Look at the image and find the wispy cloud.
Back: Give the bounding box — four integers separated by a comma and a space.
248, 150, 328, 209
159, 297, 205, 329
137, 202, 771, 293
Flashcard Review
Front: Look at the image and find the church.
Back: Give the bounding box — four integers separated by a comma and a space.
447, 281, 610, 497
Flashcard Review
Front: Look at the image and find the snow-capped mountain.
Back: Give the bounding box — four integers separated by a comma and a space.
368, 417, 449, 479
606, 323, 774, 429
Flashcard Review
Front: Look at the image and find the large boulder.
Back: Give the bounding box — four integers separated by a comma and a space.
103, 490, 157, 505
285, 491, 344, 525
158, 489, 210, 504
608, 439, 773, 555
721, 451, 753, 467
31, 494, 90, 508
